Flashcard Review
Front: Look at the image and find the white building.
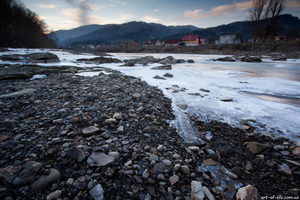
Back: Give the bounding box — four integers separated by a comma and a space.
214, 32, 243, 44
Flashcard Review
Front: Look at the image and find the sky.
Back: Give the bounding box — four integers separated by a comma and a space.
21, 0, 300, 31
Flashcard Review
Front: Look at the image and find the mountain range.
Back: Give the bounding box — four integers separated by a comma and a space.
49, 14, 300, 47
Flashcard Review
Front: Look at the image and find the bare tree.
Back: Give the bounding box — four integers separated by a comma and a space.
248, 0, 285, 45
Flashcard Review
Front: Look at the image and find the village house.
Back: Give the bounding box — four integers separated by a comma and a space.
182, 35, 200, 46
214, 32, 242, 44
123, 40, 139, 48
165, 39, 182, 46
143, 39, 163, 47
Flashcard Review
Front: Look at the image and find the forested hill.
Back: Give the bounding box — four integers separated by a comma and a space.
0, 0, 56, 48
162, 14, 300, 43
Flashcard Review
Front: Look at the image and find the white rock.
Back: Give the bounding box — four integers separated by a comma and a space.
89, 184, 104, 200
236, 185, 258, 200
202, 186, 216, 200
191, 181, 205, 200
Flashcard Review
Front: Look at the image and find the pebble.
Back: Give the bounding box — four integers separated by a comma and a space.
104, 118, 117, 125
149, 154, 159, 162
180, 165, 191, 176
87, 152, 115, 167
82, 126, 99, 136
46, 190, 62, 200
292, 147, 300, 156
191, 181, 205, 200
203, 159, 216, 167
278, 163, 292, 176
31, 168, 61, 190
169, 175, 179, 185
176, 103, 188, 110
89, 184, 104, 200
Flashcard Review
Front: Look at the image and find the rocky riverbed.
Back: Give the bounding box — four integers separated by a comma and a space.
0, 59, 299, 199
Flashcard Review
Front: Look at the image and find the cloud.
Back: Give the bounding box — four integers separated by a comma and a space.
182, 1, 252, 19
286, 0, 300, 10
140, 16, 160, 22
89, 13, 135, 25
153, 9, 160, 12
37, 4, 57, 9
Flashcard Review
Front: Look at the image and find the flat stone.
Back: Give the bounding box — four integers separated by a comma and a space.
219, 97, 233, 102
206, 149, 217, 160
31, 168, 61, 190
89, 184, 104, 200
143, 126, 151, 133
236, 185, 258, 200
104, 118, 117, 125
225, 171, 239, 180
87, 152, 115, 167
191, 181, 205, 200
149, 154, 159, 162
285, 159, 300, 167
273, 145, 288, 151
12, 161, 41, 186
132, 93, 141, 98
142, 169, 150, 179
153, 163, 166, 174
82, 126, 99, 136
151, 65, 172, 70
203, 186, 216, 200
0, 89, 36, 99
46, 190, 62, 200
176, 103, 188, 110
203, 159, 216, 167
53, 119, 63, 124
172, 154, 181, 159
278, 163, 292, 176
180, 165, 190, 176
169, 175, 179, 185
108, 152, 120, 161
246, 142, 267, 155
163, 73, 174, 77
113, 113, 122, 120
85, 107, 98, 112
188, 146, 200, 151
69, 147, 86, 162
153, 75, 166, 80
292, 147, 300, 156
162, 159, 172, 166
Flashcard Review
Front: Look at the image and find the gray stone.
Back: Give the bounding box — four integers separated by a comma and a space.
153, 75, 166, 80
69, 147, 86, 162
0, 89, 36, 99
104, 118, 117, 125
241, 57, 262, 62
163, 73, 174, 77
113, 113, 122, 120
53, 119, 63, 124
162, 159, 172, 166
278, 163, 292, 176
153, 163, 166, 174
236, 185, 258, 200
217, 57, 235, 62
273, 145, 288, 151
176, 103, 188, 110
149, 154, 159, 162
85, 107, 98, 112
82, 126, 99, 136
224, 171, 239, 180
46, 190, 62, 200
31, 168, 61, 190
132, 93, 141, 98
187, 59, 195, 63
12, 161, 41, 186
144, 145, 151, 152
292, 147, 300, 156
0, 141, 20, 149
206, 149, 217, 160
156, 56, 177, 64
174, 163, 181, 172
87, 152, 115, 167
108, 152, 120, 161
142, 169, 150, 179
89, 184, 104, 200
151, 65, 172, 70
180, 165, 190, 176
219, 97, 233, 102
101, 131, 111, 139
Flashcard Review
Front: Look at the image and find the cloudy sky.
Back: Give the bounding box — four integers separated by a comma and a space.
22, 0, 300, 31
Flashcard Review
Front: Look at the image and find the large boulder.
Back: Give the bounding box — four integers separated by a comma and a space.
124, 56, 155, 66
0, 52, 60, 63
77, 57, 122, 63
0, 64, 85, 80
156, 56, 177, 64
217, 57, 235, 62
241, 57, 262, 62
151, 65, 172, 70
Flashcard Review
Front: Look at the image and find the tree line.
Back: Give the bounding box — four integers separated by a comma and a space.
0, 0, 56, 48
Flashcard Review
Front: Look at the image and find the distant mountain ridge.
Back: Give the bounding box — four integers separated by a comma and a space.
49, 14, 300, 46
49, 21, 199, 46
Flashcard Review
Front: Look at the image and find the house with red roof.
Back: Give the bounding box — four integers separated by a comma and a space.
165, 39, 182, 46
182, 35, 200, 46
